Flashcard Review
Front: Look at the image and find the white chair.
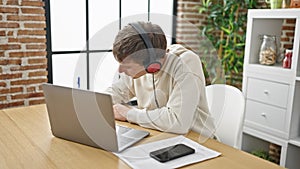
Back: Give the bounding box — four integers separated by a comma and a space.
205, 84, 245, 149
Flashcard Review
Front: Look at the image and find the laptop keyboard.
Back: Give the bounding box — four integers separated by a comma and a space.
115, 125, 150, 151
116, 125, 149, 148
117, 135, 135, 148
116, 125, 131, 134
116, 125, 136, 148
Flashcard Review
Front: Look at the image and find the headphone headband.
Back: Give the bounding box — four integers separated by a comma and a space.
129, 22, 161, 73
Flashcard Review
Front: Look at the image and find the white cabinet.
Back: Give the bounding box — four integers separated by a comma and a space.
242, 9, 300, 168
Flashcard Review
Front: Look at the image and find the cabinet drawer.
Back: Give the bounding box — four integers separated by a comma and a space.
246, 78, 289, 108
245, 100, 286, 132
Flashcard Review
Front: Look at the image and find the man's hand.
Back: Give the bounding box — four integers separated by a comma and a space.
113, 103, 132, 121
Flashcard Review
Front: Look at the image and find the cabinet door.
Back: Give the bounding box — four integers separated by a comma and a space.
245, 100, 287, 134
52, 53, 87, 89
246, 78, 289, 108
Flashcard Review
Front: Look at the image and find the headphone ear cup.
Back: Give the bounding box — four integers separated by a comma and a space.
145, 62, 161, 73
129, 22, 162, 73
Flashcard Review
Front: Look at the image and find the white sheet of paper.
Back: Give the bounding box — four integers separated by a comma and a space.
114, 135, 221, 169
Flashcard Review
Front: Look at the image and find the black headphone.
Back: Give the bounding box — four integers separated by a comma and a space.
129, 22, 162, 73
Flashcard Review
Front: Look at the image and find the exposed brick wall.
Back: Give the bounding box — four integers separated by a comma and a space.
281, 19, 295, 50
0, 0, 47, 109
176, 0, 203, 54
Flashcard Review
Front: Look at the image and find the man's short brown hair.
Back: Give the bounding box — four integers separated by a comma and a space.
112, 21, 167, 65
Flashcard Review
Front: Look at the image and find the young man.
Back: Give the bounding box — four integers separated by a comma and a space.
106, 21, 214, 137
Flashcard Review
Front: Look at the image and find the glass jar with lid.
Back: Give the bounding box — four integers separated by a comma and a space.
259, 35, 277, 65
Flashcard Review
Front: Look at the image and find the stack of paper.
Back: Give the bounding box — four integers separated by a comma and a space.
114, 135, 221, 169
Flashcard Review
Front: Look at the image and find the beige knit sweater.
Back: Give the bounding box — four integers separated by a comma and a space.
106, 44, 215, 137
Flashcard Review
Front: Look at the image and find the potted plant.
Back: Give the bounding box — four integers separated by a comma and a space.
198, 0, 257, 86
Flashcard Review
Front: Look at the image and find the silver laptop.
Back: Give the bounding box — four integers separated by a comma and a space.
42, 83, 149, 152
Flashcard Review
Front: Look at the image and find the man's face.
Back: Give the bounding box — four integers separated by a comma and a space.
118, 58, 146, 79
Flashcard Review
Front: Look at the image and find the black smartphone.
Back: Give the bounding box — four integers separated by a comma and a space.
149, 143, 195, 163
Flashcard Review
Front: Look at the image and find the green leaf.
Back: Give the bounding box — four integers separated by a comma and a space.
221, 27, 231, 34
197, 0, 257, 84
235, 43, 245, 47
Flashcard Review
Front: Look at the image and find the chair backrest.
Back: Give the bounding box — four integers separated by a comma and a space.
205, 84, 245, 149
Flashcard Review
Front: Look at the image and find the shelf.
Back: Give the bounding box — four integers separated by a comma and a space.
289, 137, 300, 147
248, 9, 300, 18
246, 63, 295, 83
248, 62, 294, 70
243, 9, 300, 168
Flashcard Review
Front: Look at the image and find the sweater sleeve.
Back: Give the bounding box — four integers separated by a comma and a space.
127, 72, 203, 134
105, 73, 135, 104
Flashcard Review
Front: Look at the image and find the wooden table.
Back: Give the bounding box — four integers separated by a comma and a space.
0, 104, 285, 169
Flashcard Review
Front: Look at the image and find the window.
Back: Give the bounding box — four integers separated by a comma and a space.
45, 0, 176, 91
